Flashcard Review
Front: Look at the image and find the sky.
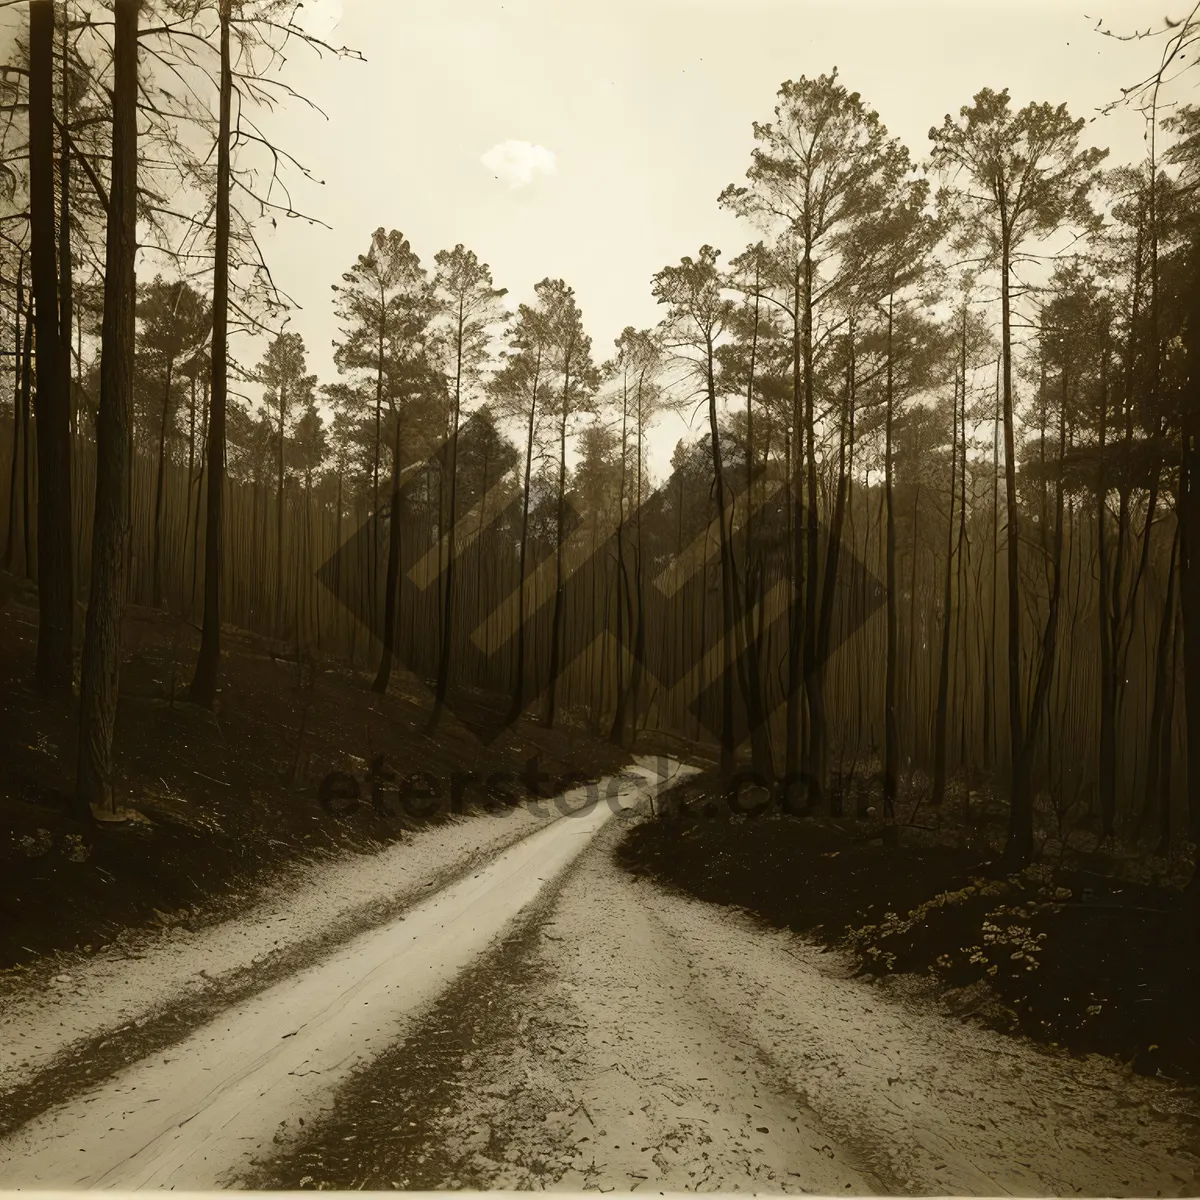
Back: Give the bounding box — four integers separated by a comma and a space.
3, 0, 1182, 477
247, 0, 1180, 476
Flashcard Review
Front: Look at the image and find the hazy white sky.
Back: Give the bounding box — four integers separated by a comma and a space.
248, 0, 1177, 472
0, 1, 1177, 470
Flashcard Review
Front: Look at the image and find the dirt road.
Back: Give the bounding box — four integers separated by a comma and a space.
251, 823, 1200, 1197
3, 762, 1198, 1195
0, 761, 687, 1188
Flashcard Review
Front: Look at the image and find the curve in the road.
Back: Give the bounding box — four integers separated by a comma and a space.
0, 760, 689, 1189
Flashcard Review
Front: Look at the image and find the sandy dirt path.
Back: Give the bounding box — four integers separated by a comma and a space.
1, 791, 557, 1096
0, 761, 690, 1188
421, 829, 879, 1194
281, 821, 1200, 1196
643, 872, 1200, 1197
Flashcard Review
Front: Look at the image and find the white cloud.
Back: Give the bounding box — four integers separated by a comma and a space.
480, 140, 558, 189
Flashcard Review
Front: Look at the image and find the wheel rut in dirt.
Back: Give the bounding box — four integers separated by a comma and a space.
0, 763, 687, 1188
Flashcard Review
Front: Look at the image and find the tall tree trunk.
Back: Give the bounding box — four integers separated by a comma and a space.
706, 336, 736, 776
276, 378, 287, 634
908, 483, 921, 757
303, 471, 314, 649
372, 411, 403, 693
1105, 209, 1145, 807
815, 327, 854, 808
4, 254, 25, 569
1179, 262, 1200, 850
508, 352, 540, 722
739, 274, 773, 780
189, 0, 231, 706
431, 302, 465, 728
19, 296, 34, 578
984, 359, 1000, 766
60, 9, 81, 590
1158, 613, 1182, 858
544, 361, 572, 729
932, 367, 960, 808
801, 243, 823, 802
999, 227, 1032, 868
332, 466, 343, 652
956, 330, 970, 771
624, 391, 648, 749
348, 499, 360, 669
371, 305, 383, 633
58, 4, 73, 441
29, 0, 73, 694
1144, 529, 1179, 845
190, 374, 208, 612
151, 354, 175, 608
1107, 500, 1133, 813
883, 294, 899, 830
588, 517, 604, 733
75, 0, 139, 817
179, 370, 197, 613
784, 268, 804, 790
475, 439, 490, 663
1097, 339, 1117, 835
609, 373, 631, 744
1025, 360, 1068, 804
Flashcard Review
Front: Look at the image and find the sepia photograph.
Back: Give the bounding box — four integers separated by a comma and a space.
0, 0, 1199, 1193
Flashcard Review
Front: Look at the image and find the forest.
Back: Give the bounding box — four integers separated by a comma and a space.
0, 0, 1199, 1086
